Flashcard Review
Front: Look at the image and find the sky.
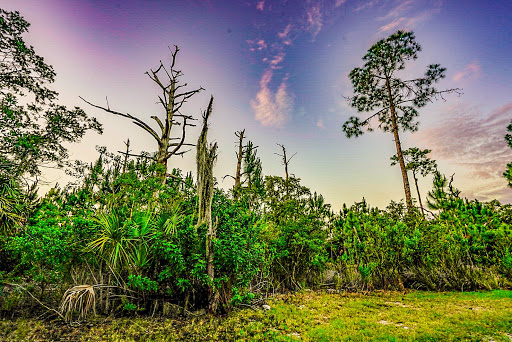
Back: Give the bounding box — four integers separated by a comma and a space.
2, 0, 512, 210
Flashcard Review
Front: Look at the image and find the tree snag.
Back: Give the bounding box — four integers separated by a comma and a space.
80, 45, 202, 177
275, 143, 296, 182
195, 96, 219, 313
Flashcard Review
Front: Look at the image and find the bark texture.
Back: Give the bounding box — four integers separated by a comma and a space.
195, 96, 219, 313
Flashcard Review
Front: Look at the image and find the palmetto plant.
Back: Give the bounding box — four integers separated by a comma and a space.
0, 176, 23, 235
129, 210, 156, 272
157, 201, 185, 236
0, 175, 37, 235
89, 210, 134, 270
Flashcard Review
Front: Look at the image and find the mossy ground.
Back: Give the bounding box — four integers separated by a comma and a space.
1, 290, 511, 341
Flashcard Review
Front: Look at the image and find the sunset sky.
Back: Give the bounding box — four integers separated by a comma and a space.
2, 0, 512, 210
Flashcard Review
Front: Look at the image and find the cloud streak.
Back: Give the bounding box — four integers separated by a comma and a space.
305, 3, 323, 40
377, 9, 439, 34
375, 0, 443, 35
251, 70, 294, 128
379, 0, 414, 20
415, 102, 512, 201
453, 63, 480, 82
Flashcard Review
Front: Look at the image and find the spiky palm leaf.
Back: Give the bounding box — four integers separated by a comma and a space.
0, 176, 23, 235
129, 210, 156, 270
89, 210, 133, 270
158, 202, 184, 236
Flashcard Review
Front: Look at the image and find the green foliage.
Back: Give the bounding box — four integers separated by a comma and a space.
391, 147, 437, 177
427, 171, 461, 211
242, 141, 264, 196
0, 9, 102, 179
89, 210, 135, 271
262, 176, 330, 290
122, 302, 138, 311
328, 175, 512, 291
230, 287, 255, 306
127, 275, 158, 292
7, 190, 96, 285
0, 9, 56, 102
0, 177, 24, 235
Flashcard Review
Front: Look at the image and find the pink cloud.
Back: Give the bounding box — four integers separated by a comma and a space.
316, 118, 326, 129
453, 63, 481, 82
306, 4, 323, 40
268, 52, 285, 69
256, 1, 264, 11
278, 23, 292, 39
246, 39, 268, 52
250, 70, 294, 128
377, 8, 440, 34
335, 0, 347, 7
379, 0, 414, 20
414, 102, 512, 202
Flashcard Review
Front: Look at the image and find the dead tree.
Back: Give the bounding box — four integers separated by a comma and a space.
275, 143, 296, 182
233, 130, 245, 197
119, 139, 131, 174
195, 96, 219, 313
80, 45, 202, 177
223, 129, 245, 199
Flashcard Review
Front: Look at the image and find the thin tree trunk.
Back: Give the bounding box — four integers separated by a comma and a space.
386, 77, 413, 210
413, 171, 425, 217
122, 139, 130, 174
234, 130, 245, 199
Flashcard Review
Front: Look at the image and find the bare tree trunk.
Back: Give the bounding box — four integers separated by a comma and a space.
234, 129, 245, 199
277, 144, 289, 182
121, 139, 130, 174
196, 96, 219, 313
386, 77, 413, 210
413, 171, 425, 217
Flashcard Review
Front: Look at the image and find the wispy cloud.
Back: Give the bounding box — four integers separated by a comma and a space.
453, 63, 480, 82
374, 0, 442, 35
462, 181, 512, 203
305, 3, 324, 40
377, 9, 438, 34
251, 70, 294, 128
277, 23, 293, 45
354, 0, 380, 12
246, 0, 343, 128
316, 118, 326, 129
414, 102, 512, 202
268, 52, 285, 69
379, 0, 414, 20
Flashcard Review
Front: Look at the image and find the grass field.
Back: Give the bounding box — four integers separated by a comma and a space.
1, 290, 511, 341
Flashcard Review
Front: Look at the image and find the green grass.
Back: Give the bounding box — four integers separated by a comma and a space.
1, 290, 511, 341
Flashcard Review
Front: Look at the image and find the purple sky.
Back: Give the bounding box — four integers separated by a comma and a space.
3, 0, 512, 209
